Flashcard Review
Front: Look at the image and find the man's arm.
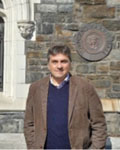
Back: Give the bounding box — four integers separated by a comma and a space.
24, 84, 35, 149
87, 84, 107, 149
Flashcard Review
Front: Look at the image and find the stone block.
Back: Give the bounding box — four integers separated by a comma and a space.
88, 64, 96, 73
0, 112, 24, 133
101, 99, 120, 112
55, 14, 73, 23
64, 23, 79, 31
27, 52, 42, 58
36, 35, 54, 43
83, 5, 115, 19
41, 0, 56, 4
116, 35, 120, 41
40, 66, 49, 72
40, 60, 48, 65
41, 13, 57, 23
112, 84, 120, 92
54, 24, 63, 36
58, 4, 73, 13
27, 65, 41, 72
56, 14, 66, 23
76, 64, 89, 73
27, 59, 41, 66
0, 120, 18, 133
117, 42, 120, 49
34, 13, 42, 22
42, 23, 53, 34
110, 61, 120, 71
97, 63, 109, 73
36, 23, 42, 34
26, 72, 43, 83
91, 0, 106, 4
72, 53, 82, 62
92, 80, 111, 88
116, 7, 120, 19
56, 0, 74, 3
34, 42, 46, 51
106, 0, 120, 7
64, 15, 73, 23
103, 20, 120, 31
87, 75, 108, 80
76, 63, 96, 74
25, 41, 36, 50
60, 30, 73, 37
36, 35, 44, 42
75, 0, 106, 5
107, 92, 120, 99
36, 4, 57, 13
105, 112, 120, 136
110, 74, 120, 83
110, 49, 120, 60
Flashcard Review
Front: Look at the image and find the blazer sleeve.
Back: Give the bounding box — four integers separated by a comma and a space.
87, 84, 107, 149
24, 84, 35, 149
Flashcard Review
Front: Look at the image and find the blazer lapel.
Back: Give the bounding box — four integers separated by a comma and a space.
39, 76, 50, 127
68, 76, 78, 124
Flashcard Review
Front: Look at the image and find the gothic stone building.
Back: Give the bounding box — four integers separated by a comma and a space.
0, 0, 120, 142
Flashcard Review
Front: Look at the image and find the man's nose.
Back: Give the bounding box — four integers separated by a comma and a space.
57, 62, 62, 68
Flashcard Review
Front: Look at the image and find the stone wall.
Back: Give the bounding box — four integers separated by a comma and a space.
25, 0, 120, 100
0, 111, 24, 133
0, 111, 120, 136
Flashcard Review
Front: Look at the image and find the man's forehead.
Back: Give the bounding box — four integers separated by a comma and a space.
49, 53, 69, 58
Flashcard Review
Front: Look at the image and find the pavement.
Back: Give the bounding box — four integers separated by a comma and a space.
0, 133, 120, 149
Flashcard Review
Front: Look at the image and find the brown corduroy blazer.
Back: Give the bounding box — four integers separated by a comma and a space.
24, 75, 107, 149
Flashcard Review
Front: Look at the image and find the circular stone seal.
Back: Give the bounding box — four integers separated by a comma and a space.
74, 23, 113, 61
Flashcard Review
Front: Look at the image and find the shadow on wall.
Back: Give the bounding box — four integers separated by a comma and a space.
105, 137, 112, 149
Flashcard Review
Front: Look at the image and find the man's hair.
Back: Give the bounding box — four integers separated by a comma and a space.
47, 45, 72, 62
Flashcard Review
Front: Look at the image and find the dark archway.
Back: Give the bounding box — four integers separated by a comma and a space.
0, 17, 4, 91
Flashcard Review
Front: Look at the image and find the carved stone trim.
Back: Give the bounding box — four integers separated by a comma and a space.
17, 21, 35, 40
74, 23, 113, 61
106, 0, 120, 7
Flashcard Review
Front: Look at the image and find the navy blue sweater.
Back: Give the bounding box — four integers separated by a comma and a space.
44, 82, 71, 149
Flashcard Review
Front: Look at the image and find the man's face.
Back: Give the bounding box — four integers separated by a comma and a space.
48, 53, 71, 82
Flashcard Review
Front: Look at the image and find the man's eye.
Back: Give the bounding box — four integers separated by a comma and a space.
52, 61, 57, 64
62, 60, 68, 63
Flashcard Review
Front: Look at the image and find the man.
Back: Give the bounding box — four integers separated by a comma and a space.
24, 45, 107, 149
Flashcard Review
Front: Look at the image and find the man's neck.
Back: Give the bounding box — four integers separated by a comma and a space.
50, 73, 70, 87
50, 76, 65, 86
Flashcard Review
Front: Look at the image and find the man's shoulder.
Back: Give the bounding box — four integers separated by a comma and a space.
70, 75, 93, 88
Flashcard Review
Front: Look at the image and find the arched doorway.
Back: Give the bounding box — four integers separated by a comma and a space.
0, 0, 35, 102
0, 0, 37, 104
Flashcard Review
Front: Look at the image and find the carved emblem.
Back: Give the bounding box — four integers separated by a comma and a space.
74, 23, 113, 61
17, 21, 35, 40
